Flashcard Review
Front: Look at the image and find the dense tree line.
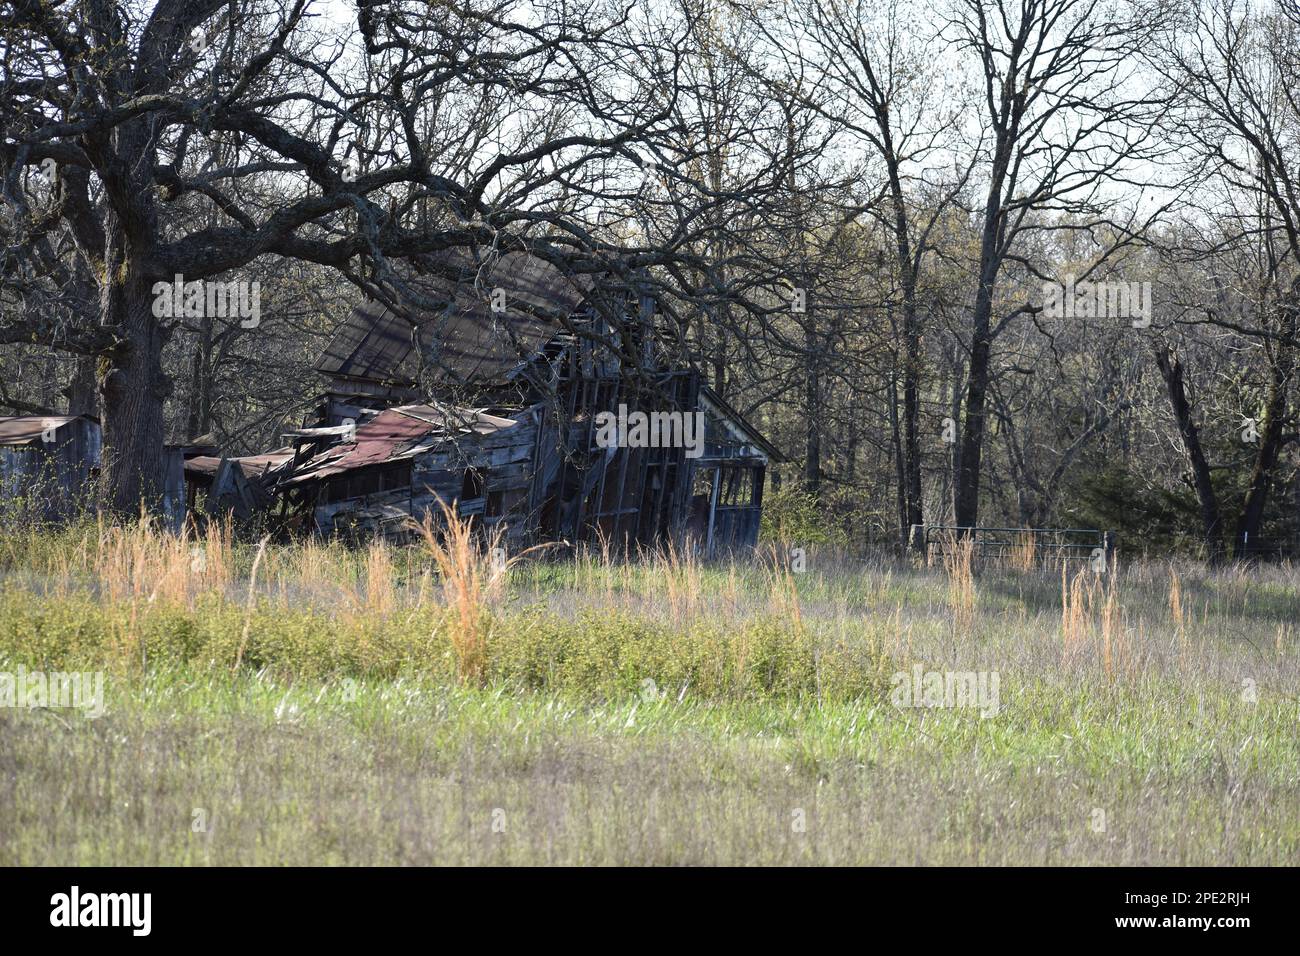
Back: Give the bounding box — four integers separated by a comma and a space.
2, 0, 1298, 558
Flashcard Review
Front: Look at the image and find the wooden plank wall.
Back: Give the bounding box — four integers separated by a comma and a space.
316, 410, 543, 544
0, 418, 101, 521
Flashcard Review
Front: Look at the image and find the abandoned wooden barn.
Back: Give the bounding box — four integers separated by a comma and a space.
186, 250, 782, 554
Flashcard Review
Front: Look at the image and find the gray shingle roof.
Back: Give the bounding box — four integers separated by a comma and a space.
316, 249, 593, 387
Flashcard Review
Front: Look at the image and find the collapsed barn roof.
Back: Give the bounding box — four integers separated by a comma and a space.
312, 249, 782, 460
183, 403, 519, 488
184, 247, 782, 552
285, 404, 520, 485
184, 449, 296, 482
316, 249, 594, 389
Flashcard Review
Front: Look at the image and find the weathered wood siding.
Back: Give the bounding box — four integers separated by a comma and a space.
0, 417, 102, 521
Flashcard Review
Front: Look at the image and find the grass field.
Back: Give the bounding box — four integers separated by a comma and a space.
1, 519, 1297, 865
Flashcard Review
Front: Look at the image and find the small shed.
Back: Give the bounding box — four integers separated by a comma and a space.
0, 415, 186, 529
0, 415, 102, 521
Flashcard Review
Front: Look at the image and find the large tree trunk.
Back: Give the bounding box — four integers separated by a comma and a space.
889, 374, 907, 542
65, 355, 99, 417
98, 219, 171, 517
1154, 344, 1224, 562
803, 319, 821, 496
186, 313, 214, 439
954, 121, 1016, 534
954, 267, 996, 530
942, 358, 964, 526
902, 301, 923, 539
1232, 295, 1296, 554
1232, 340, 1293, 554
882, 163, 924, 546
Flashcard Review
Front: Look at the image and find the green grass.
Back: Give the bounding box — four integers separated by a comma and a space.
3, 667, 1295, 865
1, 525, 1297, 864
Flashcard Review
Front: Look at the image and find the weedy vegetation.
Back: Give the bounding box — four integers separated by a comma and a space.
0, 516, 1297, 864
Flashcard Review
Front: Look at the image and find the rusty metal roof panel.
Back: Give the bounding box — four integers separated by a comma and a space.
289, 409, 431, 481
285, 403, 523, 484
184, 449, 296, 480
390, 403, 519, 435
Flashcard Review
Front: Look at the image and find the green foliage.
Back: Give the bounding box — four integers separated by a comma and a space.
1063, 446, 1300, 557
1061, 462, 1201, 555
0, 587, 890, 705
760, 486, 849, 546
488, 609, 886, 702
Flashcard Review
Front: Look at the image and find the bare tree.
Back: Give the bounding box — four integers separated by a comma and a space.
946, 0, 1168, 529
1150, 0, 1300, 555
1, 0, 786, 514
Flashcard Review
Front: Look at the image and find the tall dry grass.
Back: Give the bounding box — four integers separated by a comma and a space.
654, 538, 703, 622
1061, 564, 1091, 653
1169, 566, 1187, 654
7, 512, 1297, 707
941, 533, 976, 632
1012, 531, 1037, 572
233, 536, 270, 672
761, 543, 804, 633
418, 508, 503, 685
414, 502, 551, 685
1059, 563, 1131, 676
0, 512, 239, 608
